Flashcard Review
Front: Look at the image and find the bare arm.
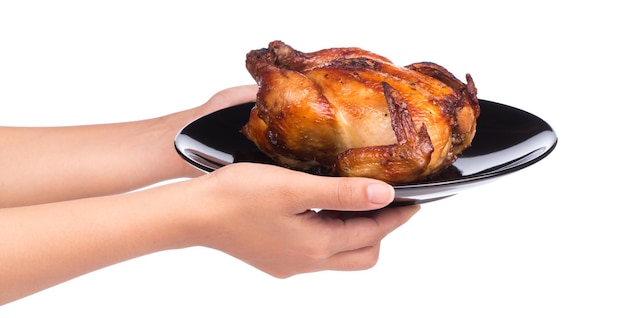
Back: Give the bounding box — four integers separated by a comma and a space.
0, 85, 258, 208
0, 85, 419, 305
0, 163, 419, 304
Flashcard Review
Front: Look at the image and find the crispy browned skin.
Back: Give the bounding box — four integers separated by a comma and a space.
242, 41, 479, 184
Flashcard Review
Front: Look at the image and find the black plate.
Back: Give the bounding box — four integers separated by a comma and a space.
175, 100, 557, 204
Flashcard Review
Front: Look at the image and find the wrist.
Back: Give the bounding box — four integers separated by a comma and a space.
119, 180, 211, 251
150, 110, 204, 179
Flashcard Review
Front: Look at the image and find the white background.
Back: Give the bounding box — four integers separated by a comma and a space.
1, 1, 624, 317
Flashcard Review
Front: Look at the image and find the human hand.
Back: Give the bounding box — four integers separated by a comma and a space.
173, 84, 258, 178
182, 163, 419, 278
186, 84, 258, 121
0, 161, 416, 303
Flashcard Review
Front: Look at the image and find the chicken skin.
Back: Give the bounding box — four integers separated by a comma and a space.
242, 41, 479, 184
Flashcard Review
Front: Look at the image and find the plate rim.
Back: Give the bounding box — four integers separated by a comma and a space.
174, 99, 558, 202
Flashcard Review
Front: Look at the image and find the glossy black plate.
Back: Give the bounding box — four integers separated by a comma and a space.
175, 100, 557, 204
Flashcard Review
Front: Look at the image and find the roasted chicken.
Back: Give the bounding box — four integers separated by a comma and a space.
242, 41, 480, 184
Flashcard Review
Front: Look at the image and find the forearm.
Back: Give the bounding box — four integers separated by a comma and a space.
0, 111, 199, 207
0, 162, 418, 304
0, 180, 198, 305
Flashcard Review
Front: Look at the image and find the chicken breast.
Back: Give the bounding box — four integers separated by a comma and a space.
242, 41, 479, 184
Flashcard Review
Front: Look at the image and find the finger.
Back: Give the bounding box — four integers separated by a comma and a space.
205, 84, 258, 112
322, 243, 383, 272
325, 204, 420, 254
369, 204, 420, 239
292, 174, 397, 212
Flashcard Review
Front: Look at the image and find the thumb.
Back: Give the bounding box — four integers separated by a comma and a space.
295, 175, 396, 212
213, 163, 396, 212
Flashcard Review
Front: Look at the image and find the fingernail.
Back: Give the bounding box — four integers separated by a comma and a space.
367, 183, 394, 205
